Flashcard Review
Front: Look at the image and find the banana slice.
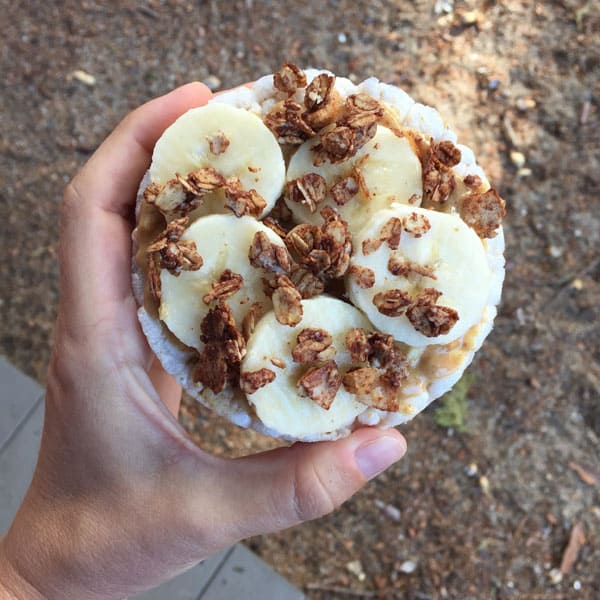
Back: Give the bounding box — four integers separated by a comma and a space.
159, 214, 286, 350
285, 126, 422, 232
150, 103, 285, 219
348, 204, 493, 347
241, 297, 371, 439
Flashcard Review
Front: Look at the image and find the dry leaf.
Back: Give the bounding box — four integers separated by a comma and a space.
560, 521, 585, 575
568, 461, 598, 486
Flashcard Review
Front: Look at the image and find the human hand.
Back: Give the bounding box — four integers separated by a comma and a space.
0, 83, 407, 600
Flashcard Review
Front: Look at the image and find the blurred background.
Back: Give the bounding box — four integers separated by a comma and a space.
1, 1, 598, 598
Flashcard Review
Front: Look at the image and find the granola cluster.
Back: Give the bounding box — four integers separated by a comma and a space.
146, 217, 203, 301
342, 328, 410, 411
285, 206, 352, 281
193, 302, 246, 394
372, 287, 458, 337
145, 163, 267, 219
362, 213, 431, 256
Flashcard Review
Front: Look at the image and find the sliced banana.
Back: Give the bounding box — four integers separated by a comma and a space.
150, 103, 285, 219
241, 297, 371, 438
159, 214, 286, 350
285, 126, 422, 232
348, 204, 492, 347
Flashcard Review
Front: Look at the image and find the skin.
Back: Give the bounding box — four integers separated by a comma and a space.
0, 83, 407, 600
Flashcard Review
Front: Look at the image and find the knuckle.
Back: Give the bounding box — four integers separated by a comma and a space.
62, 178, 83, 211
290, 457, 338, 523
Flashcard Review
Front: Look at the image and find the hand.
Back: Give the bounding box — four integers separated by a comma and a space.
0, 83, 407, 600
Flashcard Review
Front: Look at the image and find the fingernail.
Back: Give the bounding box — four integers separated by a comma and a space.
355, 436, 406, 480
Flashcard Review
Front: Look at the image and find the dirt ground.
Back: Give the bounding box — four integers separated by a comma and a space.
1, 1, 599, 598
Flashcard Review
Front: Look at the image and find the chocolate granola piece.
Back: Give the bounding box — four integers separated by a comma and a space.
434, 140, 462, 167
273, 62, 307, 95
373, 289, 412, 317
303, 74, 341, 130
262, 216, 288, 238
304, 73, 336, 111
330, 175, 359, 206
194, 301, 246, 393
289, 266, 325, 299
286, 173, 327, 213
406, 303, 459, 337
297, 360, 341, 410
143, 182, 163, 205
402, 212, 431, 238
285, 223, 320, 257
241, 302, 264, 341
147, 253, 162, 302
206, 132, 230, 155
387, 256, 436, 279
345, 328, 371, 363
463, 174, 483, 190
405, 287, 458, 337
320, 125, 356, 162
286, 209, 351, 280
264, 99, 316, 144
342, 367, 379, 395
146, 217, 203, 276
223, 177, 267, 217
292, 328, 335, 363
346, 93, 383, 115
194, 346, 228, 394
202, 270, 244, 304
271, 277, 303, 326
362, 237, 383, 255
249, 231, 292, 275
418, 138, 458, 205
380, 217, 403, 249
240, 368, 276, 394
187, 167, 227, 194
460, 188, 506, 238
349, 265, 375, 289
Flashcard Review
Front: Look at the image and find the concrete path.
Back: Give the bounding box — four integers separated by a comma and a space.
0, 357, 304, 599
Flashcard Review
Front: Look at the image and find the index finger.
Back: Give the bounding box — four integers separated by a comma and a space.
59, 83, 212, 339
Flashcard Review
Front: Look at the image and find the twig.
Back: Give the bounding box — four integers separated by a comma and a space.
580, 99, 591, 125
138, 5, 159, 19
305, 584, 377, 597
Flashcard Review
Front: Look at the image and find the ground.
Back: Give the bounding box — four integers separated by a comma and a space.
1, 1, 599, 598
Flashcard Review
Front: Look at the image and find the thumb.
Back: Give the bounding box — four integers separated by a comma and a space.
209, 427, 407, 540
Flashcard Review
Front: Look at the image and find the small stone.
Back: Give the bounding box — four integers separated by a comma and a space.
516, 307, 526, 326
510, 151, 526, 168
434, 0, 454, 15
346, 560, 366, 581
461, 10, 482, 25
375, 500, 402, 522
465, 462, 479, 477
517, 167, 532, 177
488, 78, 501, 92
570, 278, 584, 290
547, 245, 563, 258
549, 568, 563, 585
399, 560, 418, 574
573, 580, 582, 591
69, 69, 96, 86
204, 75, 222, 91
479, 475, 490, 495
516, 97, 536, 111
337, 32, 347, 43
